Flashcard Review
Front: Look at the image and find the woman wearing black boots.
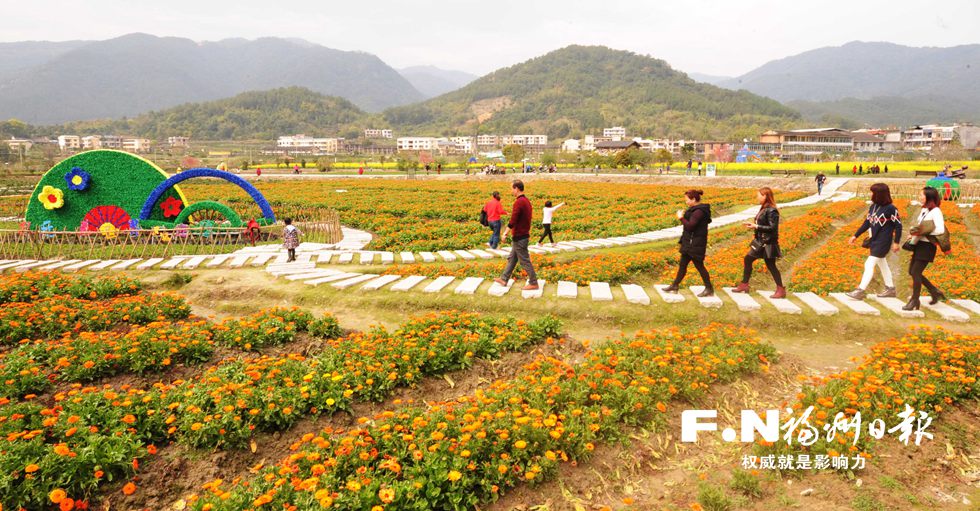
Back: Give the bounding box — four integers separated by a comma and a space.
903, 187, 947, 311
664, 189, 714, 296
732, 187, 786, 298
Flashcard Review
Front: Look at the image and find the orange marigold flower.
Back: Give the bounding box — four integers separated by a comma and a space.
122, 482, 137, 495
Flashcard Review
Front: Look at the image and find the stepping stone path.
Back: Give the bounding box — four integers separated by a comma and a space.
522, 280, 546, 299
136, 258, 166, 270
423, 276, 455, 293
589, 282, 613, 301
556, 281, 578, 299
306, 272, 362, 286
489, 279, 515, 297
420, 252, 436, 263
870, 295, 924, 318
391, 275, 427, 291
332, 274, 380, 289
691, 286, 723, 308
723, 287, 761, 312
454, 277, 484, 295
654, 285, 685, 304
793, 292, 839, 316
830, 293, 881, 316
400, 252, 415, 263
362, 275, 402, 291
621, 284, 650, 305
757, 291, 802, 315
951, 299, 980, 315
921, 301, 970, 322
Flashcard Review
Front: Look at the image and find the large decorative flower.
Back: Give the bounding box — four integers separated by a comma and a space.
64, 167, 91, 191
160, 196, 184, 218
82, 205, 132, 233
99, 222, 118, 239
38, 186, 64, 210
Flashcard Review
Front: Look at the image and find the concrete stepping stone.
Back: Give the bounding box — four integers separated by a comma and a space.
267, 264, 317, 276
556, 281, 578, 298
359, 252, 375, 264
757, 291, 802, 314
399, 252, 415, 263
361, 274, 402, 291
87, 259, 122, 271
250, 253, 275, 266
284, 270, 341, 281
391, 275, 427, 291
419, 252, 436, 263
135, 258, 165, 270
379, 252, 394, 264
423, 276, 456, 293
921, 301, 970, 322
305, 272, 363, 286
590, 282, 613, 301
950, 299, 980, 316
621, 284, 650, 305
14, 260, 57, 272
654, 284, 685, 303
522, 280, 546, 299
227, 255, 253, 268
534, 245, 562, 254
332, 274, 380, 289
0, 260, 34, 271
489, 278, 515, 296
205, 255, 232, 268
295, 253, 313, 264
722, 287, 761, 311
316, 252, 335, 264
183, 255, 209, 269
454, 250, 476, 261
794, 292, 839, 316
436, 251, 458, 262
690, 286, 722, 308
870, 295, 924, 318
468, 249, 494, 260
527, 246, 547, 254
487, 249, 509, 257
39, 259, 82, 271
337, 252, 355, 264
63, 260, 101, 272
830, 293, 881, 316
454, 277, 484, 295
160, 257, 190, 270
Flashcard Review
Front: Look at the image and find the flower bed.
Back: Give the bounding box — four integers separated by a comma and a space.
763, 326, 978, 463
187, 324, 777, 510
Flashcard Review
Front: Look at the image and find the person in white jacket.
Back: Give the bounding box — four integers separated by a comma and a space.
537, 201, 565, 246
904, 187, 946, 310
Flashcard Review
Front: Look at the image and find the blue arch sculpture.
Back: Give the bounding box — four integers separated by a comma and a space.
138, 168, 276, 225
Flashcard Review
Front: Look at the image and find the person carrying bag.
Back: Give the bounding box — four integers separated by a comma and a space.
731, 187, 786, 298
902, 187, 947, 311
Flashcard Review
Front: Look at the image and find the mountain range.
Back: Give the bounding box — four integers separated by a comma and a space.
714, 41, 980, 125
398, 66, 478, 98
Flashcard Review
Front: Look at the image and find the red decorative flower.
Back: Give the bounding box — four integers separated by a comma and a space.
160, 196, 184, 218
82, 205, 132, 231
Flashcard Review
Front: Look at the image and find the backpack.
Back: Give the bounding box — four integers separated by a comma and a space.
479, 208, 489, 227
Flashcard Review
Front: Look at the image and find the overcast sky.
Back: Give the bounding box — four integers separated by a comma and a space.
2, 0, 977, 77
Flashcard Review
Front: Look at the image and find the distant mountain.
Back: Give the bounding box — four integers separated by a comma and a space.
0, 33, 423, 124
687, 72, 732, 86
53, 87, 367, 140
398, 66, 479, 98
719, 41, 980, 123
0, 40, 89, 74
788, 96, 980, 127
383, 45, 800, 140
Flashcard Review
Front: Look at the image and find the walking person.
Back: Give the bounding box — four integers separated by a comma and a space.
537, 200, 565, 246
731, 187, 786, 298
283, 217, 302, 262
835, 163, 840, 175
483, 191, 507, 249
697, 161, 703, 176
663, 189, 714, 296
902, 187, 947, 311
845, 183, 902, 300
686, 159, 692, 176
494, 180, 539, 291
815, 172, 826, 195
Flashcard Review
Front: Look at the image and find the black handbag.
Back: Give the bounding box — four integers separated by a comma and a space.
861, 237, 872, 249
479, 209, 489, 227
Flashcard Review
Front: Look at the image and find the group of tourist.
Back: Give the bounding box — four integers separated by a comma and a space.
281, 178, 948, 310
835, 163, 888, 175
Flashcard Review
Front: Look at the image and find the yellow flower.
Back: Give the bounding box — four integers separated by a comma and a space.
39, 185, 65, 210
99, 223, 118, 239
447, 470, 462, 482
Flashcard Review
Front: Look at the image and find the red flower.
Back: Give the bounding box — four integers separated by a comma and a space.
160, 196, 184, 218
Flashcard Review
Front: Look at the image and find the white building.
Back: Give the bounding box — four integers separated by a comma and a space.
561, 139, 581, 152
167, 136, 190, 147
450, 136, 474, 153
277, 135, 344, 154
901, 124, 980, 152
81, 136, 102, 150
501, 134, 548, 146
58, 135, 81, 151
476, 135, 500, 148
603, 127, 626, 140
364, 129, 393, 139
396, 137, 436, 151
5, 138, 33, 152
101, 135, 123, 149
122, 138, 152, 153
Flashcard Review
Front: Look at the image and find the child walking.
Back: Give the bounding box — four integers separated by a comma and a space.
538, 201, 565, 245
283, 218, 302, 262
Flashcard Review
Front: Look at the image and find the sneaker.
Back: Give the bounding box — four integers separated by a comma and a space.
846, 288, 866, 300
522, 284, 539, 291
875, 287, 896, 298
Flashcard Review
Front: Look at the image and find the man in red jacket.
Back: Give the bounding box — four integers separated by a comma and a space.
494, 180, 539, 291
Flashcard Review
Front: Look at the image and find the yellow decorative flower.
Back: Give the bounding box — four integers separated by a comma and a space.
99, 222, 118, 239
38, 185, 65, 210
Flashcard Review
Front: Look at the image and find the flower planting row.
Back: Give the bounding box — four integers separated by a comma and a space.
188, 323, 778, 511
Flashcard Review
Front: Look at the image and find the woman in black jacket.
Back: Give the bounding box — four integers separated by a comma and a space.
732, 187, 786, 298
664, 189, 714, 296
845, 183, 902, 300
